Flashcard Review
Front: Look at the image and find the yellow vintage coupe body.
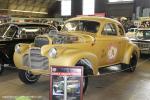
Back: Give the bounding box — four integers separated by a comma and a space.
13, 16, 140, 92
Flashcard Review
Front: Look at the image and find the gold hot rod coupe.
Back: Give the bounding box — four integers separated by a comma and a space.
14, 16, 140, 93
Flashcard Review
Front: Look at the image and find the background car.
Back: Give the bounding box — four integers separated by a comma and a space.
126, 28, 138, 38
0, 23, 57, 74
127, 28, 150, 54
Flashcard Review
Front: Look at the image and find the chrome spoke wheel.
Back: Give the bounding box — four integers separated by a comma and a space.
25, 71, 40, 82
18, 70, 40, 84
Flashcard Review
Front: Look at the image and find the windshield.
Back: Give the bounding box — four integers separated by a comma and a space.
20, 26, 55, 35
62, 20, 100, 33
0, 24, 9, 37
4, 25, 18, 38
136, 30, 150, 39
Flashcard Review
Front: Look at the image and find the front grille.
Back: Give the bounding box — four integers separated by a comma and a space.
23, 54, 30, 67
23, 48, 49, 70
34, 37, 49, 47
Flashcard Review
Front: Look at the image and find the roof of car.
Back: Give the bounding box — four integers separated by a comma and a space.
66, 16, 122, 25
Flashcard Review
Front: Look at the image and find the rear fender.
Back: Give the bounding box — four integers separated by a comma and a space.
122, 45, 139, 64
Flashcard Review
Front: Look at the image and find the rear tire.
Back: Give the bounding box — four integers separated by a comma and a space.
0, 59, 4, 74
122, 53, 138, 72
18, 70, 40, 84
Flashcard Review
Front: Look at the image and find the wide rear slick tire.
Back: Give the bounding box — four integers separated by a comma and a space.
122, 53, 138, 72
18, 70, 40, 84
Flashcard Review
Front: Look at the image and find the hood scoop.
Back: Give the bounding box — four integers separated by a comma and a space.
48, 30, 78, 44
34, 30, 78, 47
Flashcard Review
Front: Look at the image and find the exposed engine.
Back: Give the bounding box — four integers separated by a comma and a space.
34, 30, 78, 47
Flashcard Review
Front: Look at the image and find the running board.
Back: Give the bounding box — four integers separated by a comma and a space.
98, 64, 122, 74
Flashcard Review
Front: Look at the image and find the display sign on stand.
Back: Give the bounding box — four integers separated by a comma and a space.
50, 66, 83, 100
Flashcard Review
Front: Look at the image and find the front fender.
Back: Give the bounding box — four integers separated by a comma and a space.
49, 49, 98, 75
122, 44, 140, 64
13, 43, 31, 69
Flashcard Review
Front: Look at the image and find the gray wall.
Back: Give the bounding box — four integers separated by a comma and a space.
95, 0, 107, 13
135, 0, 150, 8
72, 0, 82, 16
106, 2, 134, 18
135, 0, 150, 17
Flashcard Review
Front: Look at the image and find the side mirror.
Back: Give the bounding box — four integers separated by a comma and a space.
57, 26, 62, 31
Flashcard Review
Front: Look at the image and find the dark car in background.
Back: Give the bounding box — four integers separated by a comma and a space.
0, 23, 57, 74
126, 28, 150, 54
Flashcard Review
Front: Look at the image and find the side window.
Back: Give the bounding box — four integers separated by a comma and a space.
102, 23, 117, 36
118, 25, 124, 36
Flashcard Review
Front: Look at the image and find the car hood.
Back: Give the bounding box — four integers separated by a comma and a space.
34, 31, 95, 47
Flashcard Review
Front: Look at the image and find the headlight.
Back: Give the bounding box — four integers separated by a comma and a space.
48, 48, 57, 58
15, 44, 21, 53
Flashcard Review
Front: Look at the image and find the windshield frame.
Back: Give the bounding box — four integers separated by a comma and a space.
2, 25, 18, 39
0, 24, 9, 37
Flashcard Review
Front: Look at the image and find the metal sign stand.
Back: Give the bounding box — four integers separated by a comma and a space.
64, 76, 67, 100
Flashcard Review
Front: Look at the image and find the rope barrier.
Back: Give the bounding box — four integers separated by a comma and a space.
82, 57, 150, 78
4, 57, 150, 78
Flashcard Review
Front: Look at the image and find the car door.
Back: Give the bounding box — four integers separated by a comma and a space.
117, 24, 128, 59
3, 25, 20, 63
96, 22, 122, 66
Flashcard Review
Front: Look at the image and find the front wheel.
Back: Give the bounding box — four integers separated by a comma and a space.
0, 59, 4, 74
18, 70, 40, 84
83, 71, 88, 93
76, 60, 93, 94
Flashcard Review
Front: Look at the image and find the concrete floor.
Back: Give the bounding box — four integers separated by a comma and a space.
0, 56, 150, 100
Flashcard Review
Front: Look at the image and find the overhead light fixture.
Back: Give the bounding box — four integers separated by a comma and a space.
10, 9, 48, 14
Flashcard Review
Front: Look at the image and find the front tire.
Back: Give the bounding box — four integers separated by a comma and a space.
83, 71, 88, 94
76, 60, 93, 94
18, 70, 40, 84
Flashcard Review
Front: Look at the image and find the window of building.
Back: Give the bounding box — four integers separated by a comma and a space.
61, 0, 71, 16
82, 0, 95, 15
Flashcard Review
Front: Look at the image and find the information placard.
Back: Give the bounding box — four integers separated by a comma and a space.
50, 66, 83, 100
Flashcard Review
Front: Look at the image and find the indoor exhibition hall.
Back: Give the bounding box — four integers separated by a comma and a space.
0, 0, 150, 100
